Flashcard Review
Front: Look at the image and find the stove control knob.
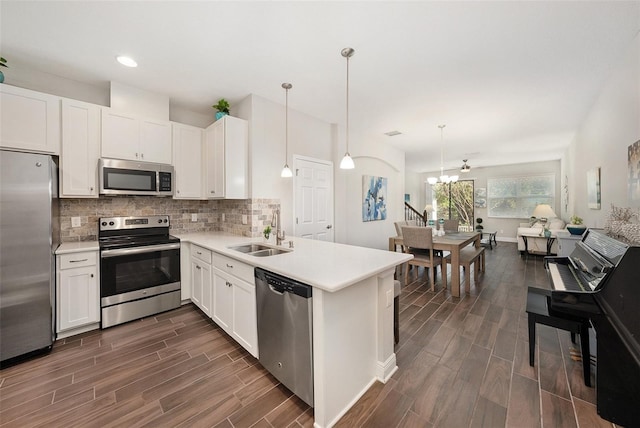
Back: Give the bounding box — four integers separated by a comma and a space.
164, 219, 168, 223
109, 221, 115, 226
101, 222, 107, 227
158, 219, 163, 224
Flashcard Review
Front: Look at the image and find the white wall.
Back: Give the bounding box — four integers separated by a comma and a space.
405, 160, 562, 242
565, 33, 640, 227
238, 94, 334, 235
334, 130, 406, 250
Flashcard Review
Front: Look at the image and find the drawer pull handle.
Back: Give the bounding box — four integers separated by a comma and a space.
90, 274, 94, 278
226, 264, 233, 268
196, 251, 202, 255
69, 259, 88, 263
196, 265, 201, 270
226, 281, 232, 287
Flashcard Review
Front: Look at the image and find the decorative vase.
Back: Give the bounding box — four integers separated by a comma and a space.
215, 111, 227, 121
544, 229, 551, 238
566, 225, 586, 235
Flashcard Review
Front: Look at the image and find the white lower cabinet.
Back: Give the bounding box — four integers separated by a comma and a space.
212, 254, 258, 357
191, 245, 212, 316
56, 250, 100, 338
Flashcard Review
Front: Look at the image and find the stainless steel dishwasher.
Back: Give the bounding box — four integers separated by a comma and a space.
255, 268, 313, 407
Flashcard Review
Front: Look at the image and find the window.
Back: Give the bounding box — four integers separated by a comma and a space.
430, 180, 474, 230
487, 174, 555, 218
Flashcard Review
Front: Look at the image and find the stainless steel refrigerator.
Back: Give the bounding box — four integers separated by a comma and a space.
0, 150, 59, 363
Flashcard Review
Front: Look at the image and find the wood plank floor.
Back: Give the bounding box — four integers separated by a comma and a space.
0, 243, 617, 427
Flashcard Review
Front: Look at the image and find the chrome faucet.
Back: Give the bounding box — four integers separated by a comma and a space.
271, 209, 285, 245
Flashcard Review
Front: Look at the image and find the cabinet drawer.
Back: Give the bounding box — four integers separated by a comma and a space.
214, 253, 254, 284
59, 252, 97, 270
192, 245, 212, 264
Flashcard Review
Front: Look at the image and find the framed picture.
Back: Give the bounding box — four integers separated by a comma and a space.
362, 175, 387, 222
404, 193, 411, 203
587, 167, 601, 210
474, 187, 486, 208
628, 140, 640, 206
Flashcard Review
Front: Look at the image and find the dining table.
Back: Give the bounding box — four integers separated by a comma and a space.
389, 231, 481, 297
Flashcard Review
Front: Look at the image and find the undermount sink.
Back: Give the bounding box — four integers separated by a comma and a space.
228, 243, 292, 257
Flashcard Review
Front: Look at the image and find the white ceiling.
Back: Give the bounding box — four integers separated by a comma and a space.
1, 1, 638, 173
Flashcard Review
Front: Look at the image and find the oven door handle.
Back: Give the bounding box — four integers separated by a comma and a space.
101, 243, 181, 258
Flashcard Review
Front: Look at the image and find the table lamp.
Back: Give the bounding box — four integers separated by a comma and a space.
423, 204, 433, 222
531, 204, 557, 236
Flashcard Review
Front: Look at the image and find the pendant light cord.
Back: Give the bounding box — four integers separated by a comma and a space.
285, 86, 289, 163
346, 54, 350, 155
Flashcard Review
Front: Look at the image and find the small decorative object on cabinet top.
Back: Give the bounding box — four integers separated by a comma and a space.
212, 98, 230, 120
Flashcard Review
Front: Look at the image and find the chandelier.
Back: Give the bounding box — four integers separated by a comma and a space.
427, 125, 458, 185
460, 159, 471, 173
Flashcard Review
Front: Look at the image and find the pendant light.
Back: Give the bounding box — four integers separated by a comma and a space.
460, 159, 471, 173
340, 47, 355, 170
427, 125, 458, 185
281, 83, 293, 178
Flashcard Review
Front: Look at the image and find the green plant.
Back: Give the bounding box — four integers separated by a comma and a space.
263, 225, 272, 240
212, 98, 230, 114
0, 57, 7, 68
570, 215, 583, 225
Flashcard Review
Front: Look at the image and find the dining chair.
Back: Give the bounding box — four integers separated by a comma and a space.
443, 219, 459, 232
401, 226, 446, 291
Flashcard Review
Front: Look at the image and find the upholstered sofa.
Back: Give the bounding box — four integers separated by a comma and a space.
516, 218, 566, 255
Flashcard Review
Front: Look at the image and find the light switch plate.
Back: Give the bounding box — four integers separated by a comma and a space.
191, 213, 197, 222
71, 217, 81, 228
242, 215, 247, 225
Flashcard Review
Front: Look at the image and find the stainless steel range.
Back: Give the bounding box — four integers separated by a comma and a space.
99, 215, 181, 328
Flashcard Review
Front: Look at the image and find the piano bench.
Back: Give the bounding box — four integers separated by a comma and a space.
526, 290, 592, 387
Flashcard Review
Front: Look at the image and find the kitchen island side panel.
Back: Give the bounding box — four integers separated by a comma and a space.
312, 276, 380, 428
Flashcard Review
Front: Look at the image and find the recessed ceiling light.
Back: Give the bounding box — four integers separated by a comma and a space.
116, 56, 137, 68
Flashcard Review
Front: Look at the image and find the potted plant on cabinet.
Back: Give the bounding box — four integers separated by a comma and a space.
212, 98, 230, 120
567, 215, 586, 235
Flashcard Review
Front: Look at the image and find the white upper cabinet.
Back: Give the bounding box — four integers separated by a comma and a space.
60, 98, 101, 198
204, 115, 248, 199
172, 122, 203, 199
101, 108, 172, 164
0, 84, 61, 154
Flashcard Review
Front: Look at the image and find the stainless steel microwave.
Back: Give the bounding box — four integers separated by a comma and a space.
98, 158, 174, 196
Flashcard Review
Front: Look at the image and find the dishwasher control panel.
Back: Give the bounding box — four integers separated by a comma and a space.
262, 270, 312, 298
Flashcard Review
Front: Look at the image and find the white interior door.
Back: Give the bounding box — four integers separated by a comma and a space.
294, 156, 334, 241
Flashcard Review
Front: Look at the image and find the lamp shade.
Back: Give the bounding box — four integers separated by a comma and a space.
532, 204, 557, 219
424, 204, 433, 212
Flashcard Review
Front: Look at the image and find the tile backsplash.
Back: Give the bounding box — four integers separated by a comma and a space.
60, 197, 279, 242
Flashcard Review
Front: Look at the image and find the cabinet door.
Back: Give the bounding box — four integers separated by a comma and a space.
58, 265, 99, 332
61, 99, 100, 197
140, 119, 172, 164
232, 277, 258, 357
200, 262, 212, 317
212, 268, 233, 330
172, 123, 203, 199
101, 109, 139, 160
0, 84, 60, 154
223, 116, 248, 199
191, 259, 203, 308
204, 119, 225, 198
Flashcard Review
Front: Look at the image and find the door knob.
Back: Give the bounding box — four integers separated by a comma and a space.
326, 225, 333, 229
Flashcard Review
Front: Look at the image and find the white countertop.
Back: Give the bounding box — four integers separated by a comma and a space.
56, 241, 99, 254
176, 232, 412, 292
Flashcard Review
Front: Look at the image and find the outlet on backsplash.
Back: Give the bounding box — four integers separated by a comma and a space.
222, 213, 225, 222
191, 213, 197, 222
71, 217, 81, 228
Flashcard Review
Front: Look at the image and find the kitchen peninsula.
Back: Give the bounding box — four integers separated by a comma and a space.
176, 232, 412, 428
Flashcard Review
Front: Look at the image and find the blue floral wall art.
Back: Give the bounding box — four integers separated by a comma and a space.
363, 175, 387, 222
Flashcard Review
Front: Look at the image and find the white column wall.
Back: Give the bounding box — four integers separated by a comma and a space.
565, 34, 640, 226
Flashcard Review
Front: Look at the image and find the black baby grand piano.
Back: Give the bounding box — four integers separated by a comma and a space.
541, 229, 640, 427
